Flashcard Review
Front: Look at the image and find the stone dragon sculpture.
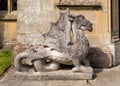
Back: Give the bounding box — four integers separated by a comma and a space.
14, 10, 93, 74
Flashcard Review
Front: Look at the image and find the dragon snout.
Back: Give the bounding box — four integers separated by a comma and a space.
88, 23, 93, 32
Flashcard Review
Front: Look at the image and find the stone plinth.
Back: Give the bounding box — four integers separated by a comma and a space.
13, 70, 93, 80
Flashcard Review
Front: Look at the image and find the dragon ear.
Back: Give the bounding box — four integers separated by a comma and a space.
76, 14, 85, 19
81, 15, 85, 19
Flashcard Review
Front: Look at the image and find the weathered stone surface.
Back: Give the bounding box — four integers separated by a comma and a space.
0, 21, 17, 50
58, 0, 101, 5
0, 68, 87, 86
0, 11, 17, 19
3, 42, 17, 51
14, 10, 94, 75
89, 66, 120, 86
114, 41, 120, 66
14, 70, 92, 80
17, 0, 58, 37
16, 0, 115, 69
0, 80, 87, 86
2, 66, 120, 86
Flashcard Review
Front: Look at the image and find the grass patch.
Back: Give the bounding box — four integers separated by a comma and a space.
0, 51, 12, 76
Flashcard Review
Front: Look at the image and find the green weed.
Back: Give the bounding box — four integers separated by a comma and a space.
0, 51, 12, 75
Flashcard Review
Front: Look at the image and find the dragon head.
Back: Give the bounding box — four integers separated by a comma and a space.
69, 14, 93, 32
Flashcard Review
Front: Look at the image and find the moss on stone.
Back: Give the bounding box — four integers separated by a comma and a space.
0, 51, 12, 75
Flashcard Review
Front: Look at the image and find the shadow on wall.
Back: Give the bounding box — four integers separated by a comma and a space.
87, 47, 112, 68
86, 47, 113, 79
0, 22, 4, 48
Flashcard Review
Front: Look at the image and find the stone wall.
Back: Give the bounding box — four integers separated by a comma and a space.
17, 0, 114, 67
0, 21, 17, 50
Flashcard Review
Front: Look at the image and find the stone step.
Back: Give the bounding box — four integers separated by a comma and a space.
13, 70, 93, 80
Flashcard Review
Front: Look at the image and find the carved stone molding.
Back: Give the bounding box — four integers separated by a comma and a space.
56, 0, 102, 10
0, 11, 17, 20
59, 0, 101, 5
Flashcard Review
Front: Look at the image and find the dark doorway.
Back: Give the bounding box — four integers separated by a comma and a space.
111, 0, 119, 41
12, 0, 17, 11
0, 0, 8, 11
118, 0, 120, 39
112, 0, 120, 66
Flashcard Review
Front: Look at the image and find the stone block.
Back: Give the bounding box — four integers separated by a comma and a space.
86, 34, 102, 44
43, 0, 54, 10
4, 42, 17, 51
101, 0, 109, 11
58, 0, 102, 5
89, 66, 120, 86
0, 21, 17, 48
96, 11, 109, 34
113, 41, 120, 66
101, 34, 111, 44
4, 22, 17, 41
14, 70, 93, 80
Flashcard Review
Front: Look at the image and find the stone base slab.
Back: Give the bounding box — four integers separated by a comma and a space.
13, 70, 93, 80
